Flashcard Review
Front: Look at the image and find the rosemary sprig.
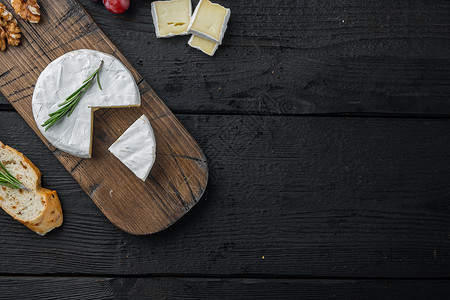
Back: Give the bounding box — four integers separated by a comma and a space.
0, 161, 30, 191
42, 60, 104, 131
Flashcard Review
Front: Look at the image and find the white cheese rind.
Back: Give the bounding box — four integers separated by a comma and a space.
187, 0, 231, 45
108, 115, 156, 182
151, 0, 192, 38
32, 49, 141, 158
188, 34, 219, 56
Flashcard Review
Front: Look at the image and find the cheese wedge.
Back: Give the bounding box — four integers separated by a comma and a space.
108, 115, 156, 182
187, 0, 230, 45
151, 0, 192, 38
188, 34, 219, 56
32, 49, 141, 158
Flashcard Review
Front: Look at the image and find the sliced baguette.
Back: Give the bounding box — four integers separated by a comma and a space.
0, 141, 63, 235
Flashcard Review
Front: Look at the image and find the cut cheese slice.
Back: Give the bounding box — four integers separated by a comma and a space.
187, 0, 230, 45
188, 34, 219, 56
151, 0, 192, 38
32, 49, 141, 158
108, 115, 156, 182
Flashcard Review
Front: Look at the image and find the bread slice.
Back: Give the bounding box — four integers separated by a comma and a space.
0, 141, 63, 235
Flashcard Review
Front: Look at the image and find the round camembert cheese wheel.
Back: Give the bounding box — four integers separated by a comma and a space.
108, 115, 156, 182
32, 49, 141, 158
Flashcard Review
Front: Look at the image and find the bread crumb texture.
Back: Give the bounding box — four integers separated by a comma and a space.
0, 141, 63, 235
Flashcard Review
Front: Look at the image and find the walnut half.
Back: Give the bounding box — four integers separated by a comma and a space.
0, 3, 21, 51
6, 19, 21, 46
11, 0, 40, 24
0, 27, 6, 51
0, 3, 13, 23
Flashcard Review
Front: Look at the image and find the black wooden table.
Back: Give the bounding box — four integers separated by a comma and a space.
1, 0, 450, 298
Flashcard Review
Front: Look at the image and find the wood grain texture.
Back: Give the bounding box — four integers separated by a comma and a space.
0, 0, 208, 234
3, 0, 448, 116
0, 277, 449, 300
1, 111, 449, 277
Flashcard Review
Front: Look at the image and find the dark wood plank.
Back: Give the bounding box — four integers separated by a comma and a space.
85, 0, 450, 116
0, 0, 208, 234
1, 111, 450, 277
3, 0, 448, 116
0, 277, 449, 299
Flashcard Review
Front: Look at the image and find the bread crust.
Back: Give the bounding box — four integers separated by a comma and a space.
0, 141, 63, 235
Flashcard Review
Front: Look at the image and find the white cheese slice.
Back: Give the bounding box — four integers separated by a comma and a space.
188, 34, 219, 56
187, 0, 230, 45
108, 115, 156, 182
32, 49, 141, 158
151, 0, 192, 38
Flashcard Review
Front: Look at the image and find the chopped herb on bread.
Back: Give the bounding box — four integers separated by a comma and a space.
0, 141, 63, 235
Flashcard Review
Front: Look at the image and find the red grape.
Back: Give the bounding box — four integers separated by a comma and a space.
102, 0, 130, 14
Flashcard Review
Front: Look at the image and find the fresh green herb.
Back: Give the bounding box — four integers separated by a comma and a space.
42, 60, 104, 131
0, 161, 29, 191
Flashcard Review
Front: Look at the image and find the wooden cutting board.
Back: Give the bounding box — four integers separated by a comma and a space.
0, 0, 208, 234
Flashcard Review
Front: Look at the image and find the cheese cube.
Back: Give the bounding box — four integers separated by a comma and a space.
188, 35, 219, 56
151, 0, 192, 38
187, 0, 231, 45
